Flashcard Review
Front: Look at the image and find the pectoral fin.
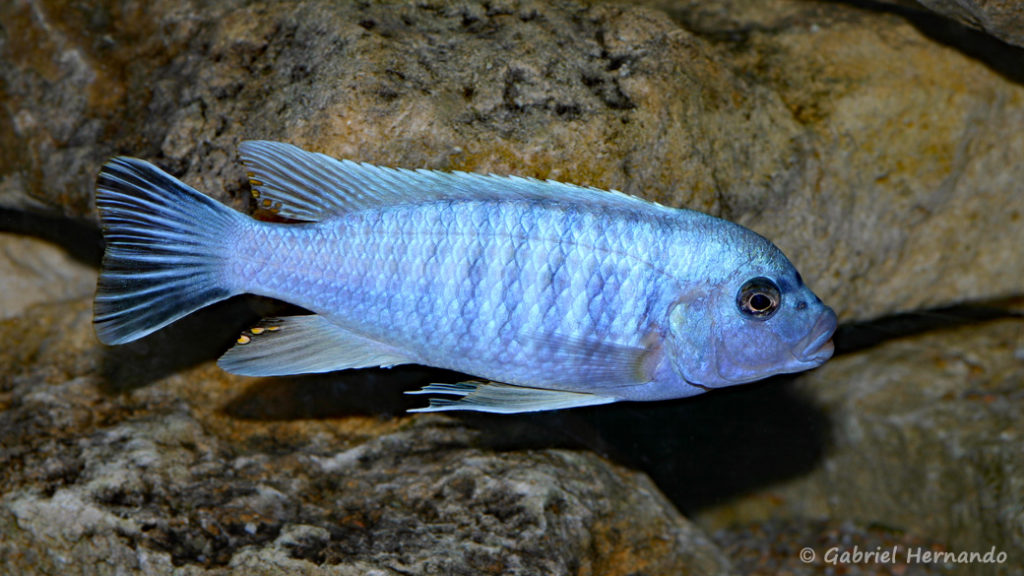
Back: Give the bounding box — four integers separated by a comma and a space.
407, 381, 618, 414
514, 331, 661, 394
218, 315, 410, 376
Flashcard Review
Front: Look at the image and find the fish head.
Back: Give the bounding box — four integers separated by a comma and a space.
666, 247, 836, 390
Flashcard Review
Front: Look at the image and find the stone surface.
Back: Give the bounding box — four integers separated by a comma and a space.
2, 0, 796, 218
711, 518, 950, 576
911, 0, 1024, 48
695, 316, 1024, 574
2, 0, 1023, 321
0, 299, 733, 575
0, 230, 97, 319
649, 0, 1024, 321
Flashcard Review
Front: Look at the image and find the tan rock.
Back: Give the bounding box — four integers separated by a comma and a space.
0, 233, 96, 319
652, 0, 1024, 319
891, 0, 1024, 48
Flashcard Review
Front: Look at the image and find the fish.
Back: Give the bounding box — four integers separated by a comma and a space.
93, 141, 837, 414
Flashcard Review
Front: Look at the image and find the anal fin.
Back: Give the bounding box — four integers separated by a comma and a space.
407, 381, 618, 414
218, 315, 410, 376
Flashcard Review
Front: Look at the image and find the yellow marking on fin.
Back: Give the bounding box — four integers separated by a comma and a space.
250, 178, 264, 187
251, 190, 261, 199
237, 334, 252, 345
261, 198, 273, 208
266, 325, 281, 332
250, 327, 266, 335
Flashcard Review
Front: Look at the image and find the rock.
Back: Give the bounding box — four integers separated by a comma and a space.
695, 316, 1024, 566
0, 232, 97, 319
0, 299, 733, 575
652, 0, 1024, 320
1, 0, 796, 219
2, 0, 1023, 321
902, 0, 1024, 48
712, 518, 951, 576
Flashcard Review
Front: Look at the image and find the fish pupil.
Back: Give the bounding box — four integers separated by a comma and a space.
750, 293, 772, 311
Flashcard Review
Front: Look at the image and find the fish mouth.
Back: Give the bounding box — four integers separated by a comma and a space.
795, 307, 838, 364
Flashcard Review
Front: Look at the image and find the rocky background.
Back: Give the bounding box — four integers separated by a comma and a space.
1, 0, 1022, 574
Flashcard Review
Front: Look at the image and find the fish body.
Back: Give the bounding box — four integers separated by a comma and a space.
94, 141, 836, 413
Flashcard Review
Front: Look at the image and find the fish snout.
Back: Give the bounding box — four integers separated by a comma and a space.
796, 307, 838, 364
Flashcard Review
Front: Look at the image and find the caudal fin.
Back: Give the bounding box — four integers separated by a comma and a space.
94, 157, 244, 344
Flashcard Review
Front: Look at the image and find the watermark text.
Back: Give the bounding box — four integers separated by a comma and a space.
799, 545, 1008, 566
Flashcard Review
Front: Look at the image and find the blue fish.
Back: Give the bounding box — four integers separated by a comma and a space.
94, 141, 836, 413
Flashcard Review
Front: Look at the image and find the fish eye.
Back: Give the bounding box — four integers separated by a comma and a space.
737, 277, 781, 320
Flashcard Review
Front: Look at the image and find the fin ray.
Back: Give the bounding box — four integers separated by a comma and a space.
514, 331, 658, 394
94, 157, 244, 345
218, 315, 411, 377
407, 381, 618, 414
238, 140, 659, 222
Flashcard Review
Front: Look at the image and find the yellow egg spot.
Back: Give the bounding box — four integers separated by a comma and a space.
261, 198, 273, 208
250, 327, 266, 335
237, 334, 252, 345
266, 326, 281, 332
252, 190, 261, 199
250, 178, 264, 187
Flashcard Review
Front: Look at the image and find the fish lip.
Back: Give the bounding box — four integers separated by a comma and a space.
795, 308, 838, 364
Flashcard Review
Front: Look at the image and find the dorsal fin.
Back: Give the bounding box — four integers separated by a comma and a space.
238, 140, 659, 222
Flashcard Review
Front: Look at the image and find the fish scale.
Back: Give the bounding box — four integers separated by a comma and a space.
237, 199, 665, 384
93, 141, 837, 413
